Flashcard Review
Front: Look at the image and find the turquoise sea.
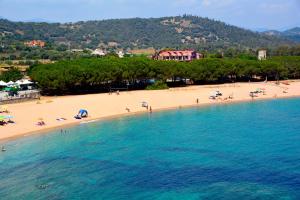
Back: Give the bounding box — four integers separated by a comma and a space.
1, 98, 300, 200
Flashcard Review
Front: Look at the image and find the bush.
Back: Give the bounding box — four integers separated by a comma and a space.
146, 80, 169, 90
0, 68, 23, 82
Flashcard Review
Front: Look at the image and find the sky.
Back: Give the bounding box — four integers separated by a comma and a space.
0, 0, 299, 31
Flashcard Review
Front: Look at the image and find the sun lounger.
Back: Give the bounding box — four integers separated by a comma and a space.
36, 121, 46, 126
56, 118, 67, 121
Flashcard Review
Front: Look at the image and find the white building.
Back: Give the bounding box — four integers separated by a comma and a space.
92, 49, 106, 56
117, 51, 125, 58
258, 50, 267, 60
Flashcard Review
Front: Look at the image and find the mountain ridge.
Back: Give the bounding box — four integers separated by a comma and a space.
262, 27, 300, 42
0, 16, 295, 51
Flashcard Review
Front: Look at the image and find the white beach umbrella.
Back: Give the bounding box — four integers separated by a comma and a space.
15, 80, 23, 85
14, 79, 34, 86
210, 91, 217, 96
7, 81, 15, 85
22, 80, 33, 85
0, 80, 7, 86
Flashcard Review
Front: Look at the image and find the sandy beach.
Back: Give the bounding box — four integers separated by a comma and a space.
1, 81, 300, 141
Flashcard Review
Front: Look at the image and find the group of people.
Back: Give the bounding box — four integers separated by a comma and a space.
0, 106, 15, 126
108, 90, 120, 95
208, 91, 234, 102
36, 120, 46, 126
142, 102, 152, 113
249, 88, 266, 99
126, 102, 153, 114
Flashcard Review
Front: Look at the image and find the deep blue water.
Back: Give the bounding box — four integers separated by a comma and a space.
1, 98, 300, 200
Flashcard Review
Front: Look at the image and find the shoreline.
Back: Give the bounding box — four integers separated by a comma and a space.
2, 95, 299, 143
2, 95, 300, 143
1, 81, 300, 143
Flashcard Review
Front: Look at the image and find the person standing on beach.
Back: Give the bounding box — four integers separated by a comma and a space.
196, 98, 199, 104
250, 93, 254, 100
149, 106, 152, 113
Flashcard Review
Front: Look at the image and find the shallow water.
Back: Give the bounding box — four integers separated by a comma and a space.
1, 98, 300, 200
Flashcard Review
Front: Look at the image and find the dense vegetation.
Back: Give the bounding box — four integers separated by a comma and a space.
0, 67, 23, 82
0, 16, 294, 53
0, 43, 94, 61
29, 56, 300, 95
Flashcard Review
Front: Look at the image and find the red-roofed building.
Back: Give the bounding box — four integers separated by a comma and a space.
153, 50, 202, 61
24, 40, 46, 48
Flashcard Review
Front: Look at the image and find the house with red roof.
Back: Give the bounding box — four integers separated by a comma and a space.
153, 50, 202, 61
24, 40, 46, 48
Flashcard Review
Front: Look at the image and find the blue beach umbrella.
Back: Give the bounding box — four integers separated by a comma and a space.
5, 115, 13, 119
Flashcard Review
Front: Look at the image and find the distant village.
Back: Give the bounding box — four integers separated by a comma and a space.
0, 39, 269, 76
22, 39, 267, 62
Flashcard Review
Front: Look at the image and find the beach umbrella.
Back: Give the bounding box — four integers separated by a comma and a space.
3, 87, 11, 92
210, 91, 218, 96
5, 115, 14, 123
3, 87, 18, 92
15, 79, 33, 85
7, 81, 14, 85
4, 115, 13, 119
15, 80, 23, 85
0, 80, 7, 86
23, 80, 33, 85
141, 101, 148, 107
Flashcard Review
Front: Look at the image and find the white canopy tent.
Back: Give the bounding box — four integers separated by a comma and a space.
22, 80, 33, 85
15, 80, 23, 85
7, 81, 15, 86
15, 79, 34, 85
0, 80, 7, 86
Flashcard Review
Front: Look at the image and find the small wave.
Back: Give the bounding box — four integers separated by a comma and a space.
80, 120, 97, 124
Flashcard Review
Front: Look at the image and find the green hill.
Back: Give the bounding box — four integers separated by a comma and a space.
0, 15, 294, 51
263, 27, 300, 43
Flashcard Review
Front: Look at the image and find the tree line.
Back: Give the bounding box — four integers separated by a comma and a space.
29, 56, 300, 95
0, 68, 23, 82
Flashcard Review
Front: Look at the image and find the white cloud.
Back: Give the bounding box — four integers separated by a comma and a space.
202, 0, 235, 7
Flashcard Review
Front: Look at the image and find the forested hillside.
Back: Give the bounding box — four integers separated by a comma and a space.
0, 15, 294, 51
263, 27, 300, 42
